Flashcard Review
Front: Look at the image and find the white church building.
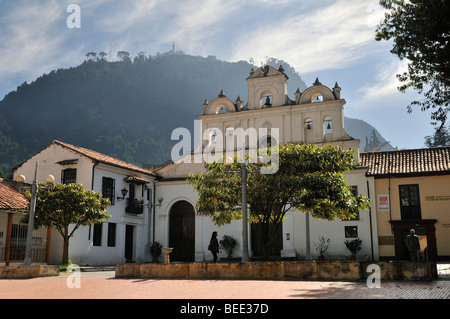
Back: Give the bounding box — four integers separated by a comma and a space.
154, 65, 379, 263
9, 65, 379, 265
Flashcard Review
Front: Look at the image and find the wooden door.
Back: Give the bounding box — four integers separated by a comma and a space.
125, 225, 134, 262
169, 201, 195, 262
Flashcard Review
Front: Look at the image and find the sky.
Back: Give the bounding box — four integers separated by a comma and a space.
0, 0, 438, 149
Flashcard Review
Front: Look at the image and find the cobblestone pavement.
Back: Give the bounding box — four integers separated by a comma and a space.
0, 265, 449, 300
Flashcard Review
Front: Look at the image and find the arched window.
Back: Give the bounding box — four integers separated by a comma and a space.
312, 94, 323, 103
324, 116, 333, 134
261, 93, 273, 108
259, 135, 277, 148
210, 129, 218, 144
217, 106, 226, 114
305, 119, 313, 130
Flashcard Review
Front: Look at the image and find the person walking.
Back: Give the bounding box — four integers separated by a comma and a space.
405, 229, 420, 261
209, 231, 220, 262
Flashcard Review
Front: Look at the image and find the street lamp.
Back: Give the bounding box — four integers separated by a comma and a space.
225, 149, 263, 263
18, 161, 55, 266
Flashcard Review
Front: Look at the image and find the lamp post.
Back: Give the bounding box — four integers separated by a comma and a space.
20, 161, 55, 266
225, 145, 262, 263
240, 162, 249, 263
23, 162, 39, 266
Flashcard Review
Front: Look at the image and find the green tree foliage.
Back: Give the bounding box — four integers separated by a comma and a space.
188, 144, 370, 259
23, 183, 111, 264
424, 125, 450, 147
375, 0, 450, 128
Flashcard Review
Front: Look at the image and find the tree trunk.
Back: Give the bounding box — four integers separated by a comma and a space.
62, 227, 69, 265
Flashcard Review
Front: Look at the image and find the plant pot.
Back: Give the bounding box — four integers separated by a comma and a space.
318, 255, 325, 261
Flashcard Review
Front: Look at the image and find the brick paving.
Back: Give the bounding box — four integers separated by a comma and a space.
0, 267, 449, 300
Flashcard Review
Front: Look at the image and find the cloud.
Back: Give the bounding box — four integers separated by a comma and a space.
230, 0, 385, 74
0, 1, 88, 86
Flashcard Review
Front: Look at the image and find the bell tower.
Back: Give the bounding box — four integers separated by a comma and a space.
246, 65, 290, 110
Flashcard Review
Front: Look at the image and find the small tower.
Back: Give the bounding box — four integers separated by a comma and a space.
333, 82, 341, 99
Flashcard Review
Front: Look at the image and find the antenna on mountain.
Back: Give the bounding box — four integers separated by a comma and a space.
172, 42, 176, 54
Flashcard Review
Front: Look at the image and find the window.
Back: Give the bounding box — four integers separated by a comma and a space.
324, 116, 332, 134
93, 223, 102, 246
312, 94, 323, 103
61, 168, 76, 184
217, 106, 226, 114
345, 226, 358, 238
305, 119, 313, 130
399, 184, 421, 219
102, 177, 115, 205
107, 223, 116, 247
210, 129, 217, 144
262, 93, 272, 107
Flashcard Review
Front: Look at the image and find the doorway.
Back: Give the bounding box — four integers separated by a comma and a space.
251, 222, 283, 258
169, 201, 195, 262
390, 219, 437, 261
124, 225, 134, 262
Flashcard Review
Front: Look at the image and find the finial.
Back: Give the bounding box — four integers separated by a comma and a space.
218, 90, 226, 98
313, 77, 321, 86
278, 65, 285, 73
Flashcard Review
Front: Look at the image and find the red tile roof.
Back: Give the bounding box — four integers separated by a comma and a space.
53, 141, 156, 176
360, 146, 450, 176
0, 179, 28, 212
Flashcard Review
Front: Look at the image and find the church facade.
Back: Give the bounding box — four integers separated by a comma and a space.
155, 65, 379, 262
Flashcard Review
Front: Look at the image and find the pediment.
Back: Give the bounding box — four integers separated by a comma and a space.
247, 65, 287, 80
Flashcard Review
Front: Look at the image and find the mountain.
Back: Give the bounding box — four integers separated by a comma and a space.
0, 52, 392, 176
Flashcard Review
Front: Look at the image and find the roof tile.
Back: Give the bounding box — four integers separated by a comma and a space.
360, 146, 450, 176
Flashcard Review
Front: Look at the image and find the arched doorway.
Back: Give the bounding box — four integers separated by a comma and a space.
169, 200, 195, 262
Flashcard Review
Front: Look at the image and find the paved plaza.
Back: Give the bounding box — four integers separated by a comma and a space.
0, 264, 449, 300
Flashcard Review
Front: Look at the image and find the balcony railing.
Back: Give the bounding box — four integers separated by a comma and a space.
126, 199, 143, 215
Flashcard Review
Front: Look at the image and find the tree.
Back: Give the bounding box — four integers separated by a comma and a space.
98, 52, 107, 61
375, 0, 450, 128
188, 143, 370, 260
23, 183, 111, 264
85, 52, 97, 61
424, 126, 450, 147
117, 51, 131, 63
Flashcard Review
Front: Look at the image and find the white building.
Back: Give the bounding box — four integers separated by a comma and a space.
155, 65, 379, 262
12, 140, 157, 265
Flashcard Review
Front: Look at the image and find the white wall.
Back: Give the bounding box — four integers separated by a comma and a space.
13, 145, 155, 266
155, 168, 379, 262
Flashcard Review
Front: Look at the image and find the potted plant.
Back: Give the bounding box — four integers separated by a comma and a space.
219, 235, 237, 259
314, 236, 330, 261
344, 238, 362, 260
150, 241, 162, 263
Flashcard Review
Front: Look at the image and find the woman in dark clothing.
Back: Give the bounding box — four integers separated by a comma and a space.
210, 231, 220, 262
